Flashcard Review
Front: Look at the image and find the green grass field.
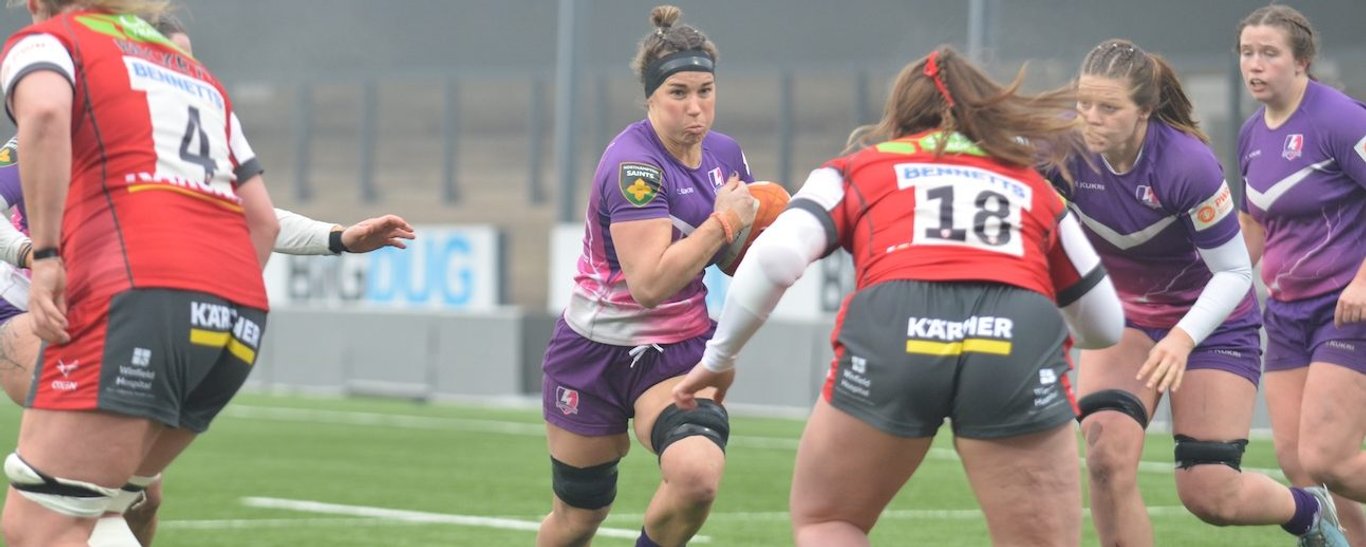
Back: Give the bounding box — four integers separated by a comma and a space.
0, 393, 1316, 546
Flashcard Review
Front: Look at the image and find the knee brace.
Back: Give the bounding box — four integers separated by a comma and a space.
650, 400, 730, 460
551, 457, 619, 510
4, 452, 118, 518
108, 474, 160, 514
1076, 389, 1149, 429
1174, 435, 1248, 471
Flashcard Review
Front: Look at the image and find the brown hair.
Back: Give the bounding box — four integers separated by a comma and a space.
1080, 39, 1208, 144
630, 5, 719, 84
8, 0, 170, 20
151, 11, 184, 36
846, 46, 1084, 174
1237, 4, 1318, 80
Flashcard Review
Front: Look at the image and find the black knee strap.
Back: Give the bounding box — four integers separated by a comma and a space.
650, 400, 730, 461
550, 457, 619, 510
1076, 389, 1149, 429
1174, 435, 1248, 471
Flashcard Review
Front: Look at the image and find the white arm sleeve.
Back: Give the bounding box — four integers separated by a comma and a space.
0, 215, 30, 267
701, 209, 829, 372
1061, 276, 1124, 349
273, 207, 340, 255
1174, 236, 1253, 345
1055, 213, 1124, 349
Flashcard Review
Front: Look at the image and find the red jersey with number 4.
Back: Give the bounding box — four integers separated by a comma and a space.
819, 131, 1069, 299
0, 11, 267, 309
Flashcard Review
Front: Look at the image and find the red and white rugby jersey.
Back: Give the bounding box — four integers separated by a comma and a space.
1, 11, 267, 310
790, 131, 1095, 301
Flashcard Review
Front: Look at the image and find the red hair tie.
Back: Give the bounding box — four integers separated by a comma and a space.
924, 51, 955, 108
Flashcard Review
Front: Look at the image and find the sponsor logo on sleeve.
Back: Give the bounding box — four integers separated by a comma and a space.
1282, 133, 1304, 160
619, 162, 663, 207
0, 139, 17, 167
1190, 182, 1234, 231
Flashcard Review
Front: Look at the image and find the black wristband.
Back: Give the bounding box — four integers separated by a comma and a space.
32, 247, 59, 261
327, 230, 349, 254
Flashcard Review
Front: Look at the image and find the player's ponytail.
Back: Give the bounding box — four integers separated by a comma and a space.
846, 45, 1084, 178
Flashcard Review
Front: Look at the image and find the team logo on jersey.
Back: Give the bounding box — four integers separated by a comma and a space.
0, 138, 16, 167
619, 162, 662, 207
555, 386, 580, 415
1282, 134, 1304, 160
708, 167, 725, 189
1134, 185, 1161, 209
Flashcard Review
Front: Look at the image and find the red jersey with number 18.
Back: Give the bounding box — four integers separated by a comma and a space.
818, 131, 1069, 299
0, 11, 267, 310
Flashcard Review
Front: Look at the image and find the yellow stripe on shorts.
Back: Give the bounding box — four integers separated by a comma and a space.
189, 328, 230, 347
905, 338, 1012, 356
227, 338, 257, 364
189, 328, 257, 364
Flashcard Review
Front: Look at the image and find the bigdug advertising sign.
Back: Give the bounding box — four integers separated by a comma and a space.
263, 225, 502, 310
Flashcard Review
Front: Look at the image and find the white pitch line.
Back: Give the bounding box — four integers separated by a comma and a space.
606, 505, 1194, 523
223, 405, 1286, 479
241, 496, 712, 543
160, 517, 429, 530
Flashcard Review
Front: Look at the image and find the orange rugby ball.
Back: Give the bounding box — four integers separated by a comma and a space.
718, 181, 791, 276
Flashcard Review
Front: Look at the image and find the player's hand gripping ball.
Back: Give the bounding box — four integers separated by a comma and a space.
717, 181, 791, 276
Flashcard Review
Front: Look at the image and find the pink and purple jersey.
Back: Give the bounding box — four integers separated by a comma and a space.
0, 136, 27, 323
1055, 120, 1256, 329
563, 119, 752, 346
1239, 81, 1366, 302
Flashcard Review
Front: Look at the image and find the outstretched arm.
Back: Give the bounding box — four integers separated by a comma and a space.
273, 208, 415, 255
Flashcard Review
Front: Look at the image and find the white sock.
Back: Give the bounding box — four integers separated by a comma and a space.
89, 515, 140, 547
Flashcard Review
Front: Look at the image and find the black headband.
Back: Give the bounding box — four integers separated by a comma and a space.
644, 50, 715, 98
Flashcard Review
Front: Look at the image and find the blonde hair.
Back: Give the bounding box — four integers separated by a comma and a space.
847, 46, 1084, 175
9, 0, 171, 20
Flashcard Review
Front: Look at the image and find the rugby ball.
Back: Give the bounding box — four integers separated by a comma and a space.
717, 181, 791, 276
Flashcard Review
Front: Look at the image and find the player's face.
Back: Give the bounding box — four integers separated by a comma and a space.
648, 72, 715, 148
1238, 25, 1306, 106
1076, 75, 1147, 155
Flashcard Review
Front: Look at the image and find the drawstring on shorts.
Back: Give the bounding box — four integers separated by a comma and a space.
628, 344, 664, 368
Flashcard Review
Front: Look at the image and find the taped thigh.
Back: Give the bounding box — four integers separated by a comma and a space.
1076, 389, 1149, 429
4, 452, 117, 518
650, 400, 730, 459
1174, 435, 1248, 471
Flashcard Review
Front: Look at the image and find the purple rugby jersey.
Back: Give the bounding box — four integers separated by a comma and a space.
561, 119, 752, 346
1055, 120, 1256, 329
0, 136, 27, 323
1239, 80, 1366, 302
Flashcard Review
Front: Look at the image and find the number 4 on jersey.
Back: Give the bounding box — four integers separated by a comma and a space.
179, 106, 216, 178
